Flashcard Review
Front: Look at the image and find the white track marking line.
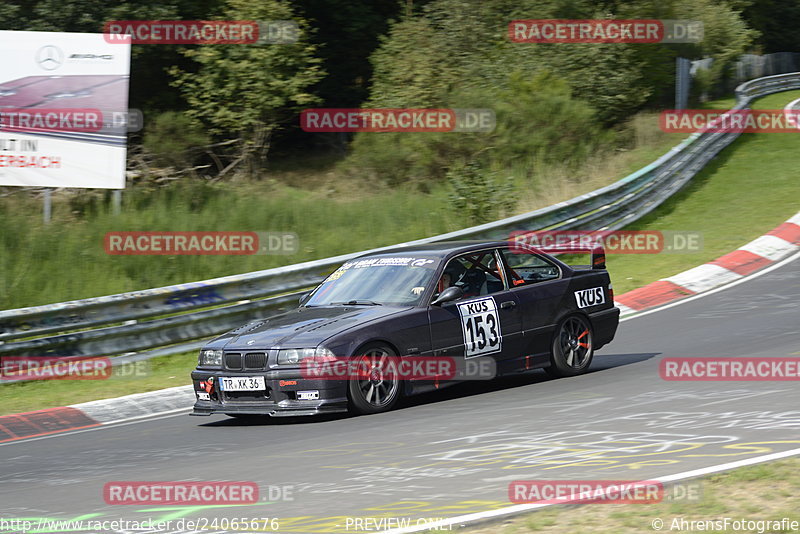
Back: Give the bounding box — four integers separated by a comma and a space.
380, 447, 800, 533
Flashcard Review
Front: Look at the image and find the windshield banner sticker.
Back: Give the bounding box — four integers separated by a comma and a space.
341, 257, 435, 269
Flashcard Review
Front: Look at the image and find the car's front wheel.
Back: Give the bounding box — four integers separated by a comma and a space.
545, 314, 594, 378
347, 344, 402, 415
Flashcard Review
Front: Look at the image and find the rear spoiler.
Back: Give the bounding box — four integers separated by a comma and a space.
517, 242, 607, 270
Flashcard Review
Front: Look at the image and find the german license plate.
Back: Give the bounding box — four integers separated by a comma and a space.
219, 376, 265, 391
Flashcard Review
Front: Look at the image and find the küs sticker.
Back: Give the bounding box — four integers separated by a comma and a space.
575, 287, 605, 308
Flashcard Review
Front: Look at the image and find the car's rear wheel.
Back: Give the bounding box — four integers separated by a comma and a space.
347, 344, 401, 414
545, 315, 594, 378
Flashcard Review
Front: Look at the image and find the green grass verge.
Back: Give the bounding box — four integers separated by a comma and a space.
464, 457, 800, 534
0, 184, 461, 309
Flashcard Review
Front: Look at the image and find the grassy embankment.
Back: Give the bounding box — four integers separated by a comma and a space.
464, 458, 800, 534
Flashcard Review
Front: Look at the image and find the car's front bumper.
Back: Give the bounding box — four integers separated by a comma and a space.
190, 369, 348, 417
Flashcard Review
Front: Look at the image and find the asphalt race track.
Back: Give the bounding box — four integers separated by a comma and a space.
1, 254, 798, 534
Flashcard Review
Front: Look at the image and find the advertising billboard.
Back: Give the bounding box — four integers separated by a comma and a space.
0, 31, 131, 189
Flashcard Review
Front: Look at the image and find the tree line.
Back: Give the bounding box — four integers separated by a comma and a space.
1, 0, 797, 184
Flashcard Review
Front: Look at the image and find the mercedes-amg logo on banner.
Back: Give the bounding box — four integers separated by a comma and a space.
36, 45, 64, 70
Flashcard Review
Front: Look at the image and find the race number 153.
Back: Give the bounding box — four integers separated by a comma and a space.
458, 297, 502, 357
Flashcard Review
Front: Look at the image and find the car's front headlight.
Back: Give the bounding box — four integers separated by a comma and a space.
277, 346, 336, 365
314, 346, 336, 362
277, 348, 316, 365
199, 349, 223, 366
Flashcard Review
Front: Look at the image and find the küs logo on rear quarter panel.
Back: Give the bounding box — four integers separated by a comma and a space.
575, 287, 605, 308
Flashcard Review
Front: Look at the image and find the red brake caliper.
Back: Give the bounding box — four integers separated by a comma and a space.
577, 330, 589, 349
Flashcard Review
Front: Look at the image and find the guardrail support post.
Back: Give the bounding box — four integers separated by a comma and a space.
113, 189, 122, 216
43, 188, 52, 224
676, 57, 691, 110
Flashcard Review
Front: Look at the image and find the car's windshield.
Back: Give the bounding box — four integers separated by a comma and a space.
304, 256, 438, 307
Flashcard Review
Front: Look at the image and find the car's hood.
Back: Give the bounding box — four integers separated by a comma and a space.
212, 305, 407, 350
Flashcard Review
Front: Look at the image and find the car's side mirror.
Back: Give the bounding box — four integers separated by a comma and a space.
431, 286, 463, 306
298, 291, 311, 305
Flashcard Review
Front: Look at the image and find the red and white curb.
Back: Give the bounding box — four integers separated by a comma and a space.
615, 211, 800, 315
0, 385, 193, 444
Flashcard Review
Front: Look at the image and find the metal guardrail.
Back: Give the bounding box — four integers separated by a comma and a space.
1, 72, 799, 364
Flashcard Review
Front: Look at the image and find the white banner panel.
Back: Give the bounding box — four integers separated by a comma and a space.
0, 31, 131, 189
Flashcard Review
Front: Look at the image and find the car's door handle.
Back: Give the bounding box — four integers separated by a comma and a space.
500, 300, 516, 309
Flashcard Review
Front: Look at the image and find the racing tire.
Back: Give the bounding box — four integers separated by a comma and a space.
545, 314, 594, 378
347, 343, 402, 415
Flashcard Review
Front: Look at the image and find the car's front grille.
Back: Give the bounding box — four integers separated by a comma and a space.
224, 352, 266, 370
244, 352, 266, 370
224, 353, 242, 370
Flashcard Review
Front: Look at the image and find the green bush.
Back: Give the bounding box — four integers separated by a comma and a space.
447, 160, 517, 225
142, 111, 211, 168
345, 71, 612, 185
